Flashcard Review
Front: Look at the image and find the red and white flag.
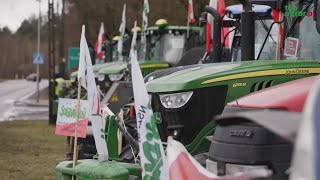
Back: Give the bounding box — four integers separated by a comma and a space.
167, 137, 271, 180
206, 0, 226, 52
95, 22, 105, 61
188, 0, 195, 24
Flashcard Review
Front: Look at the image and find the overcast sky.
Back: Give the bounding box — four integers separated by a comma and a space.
0, 0, 62, 32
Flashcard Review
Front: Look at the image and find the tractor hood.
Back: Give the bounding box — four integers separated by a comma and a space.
146, 60, 320, 93
70, 62, 120, 78
98, 61, 170, 75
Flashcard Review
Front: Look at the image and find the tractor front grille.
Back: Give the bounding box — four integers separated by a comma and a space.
151, 85, 228, 145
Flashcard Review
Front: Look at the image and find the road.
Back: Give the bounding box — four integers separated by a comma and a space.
0, 79, 48, 121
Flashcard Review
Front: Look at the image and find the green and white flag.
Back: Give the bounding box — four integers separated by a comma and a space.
130, 21, 168, 180
142, 0, 149, 31
141, 0, 149, 59
117, 4, 126, 61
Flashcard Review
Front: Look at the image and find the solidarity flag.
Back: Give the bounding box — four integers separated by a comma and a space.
188, 0, 195, 24
167, 137, 271, 180
118, 4, 126, 61
95, 22, 105, 61
131, 21, 168, 180
78, 25, 108, 162
290, 76, 320, 180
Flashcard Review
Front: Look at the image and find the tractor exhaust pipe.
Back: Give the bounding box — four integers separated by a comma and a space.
204, 6, 222, 62
240, 0, 255, 61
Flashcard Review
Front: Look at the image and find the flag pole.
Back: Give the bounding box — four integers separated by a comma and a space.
72, 78, 82, 180
187, 20, 190, 39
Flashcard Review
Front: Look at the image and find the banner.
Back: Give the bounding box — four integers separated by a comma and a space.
55, 98, 89, 138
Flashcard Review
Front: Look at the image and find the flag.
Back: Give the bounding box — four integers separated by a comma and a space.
206, 0, 226, 52
95, 22, 105, 61
188, 0, 195, 24
290, 76, 320, 180
78, 25, 108, 162
167, 137, 271, 180
142, 0, 149, 31
118, 4, 126, 61
131, 21, 168, 180
141, 0, 149, 60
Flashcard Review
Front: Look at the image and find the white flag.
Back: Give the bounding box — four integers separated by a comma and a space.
117, 4, 126, 61
131, 21, 168, 180
290, 76, 320, 180
142, 0, 149, 31
78, 25, 108, 162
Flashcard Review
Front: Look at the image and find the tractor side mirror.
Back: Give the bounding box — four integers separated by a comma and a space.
315, 0, 320, 34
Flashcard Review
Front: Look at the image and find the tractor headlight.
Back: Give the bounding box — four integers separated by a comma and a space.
108, 74, 124, 81
147, 76, 154, 82
98, 74, 105, 81
70, 76, 76, 82
159, 91, 193, 109
206, 159, 269, 176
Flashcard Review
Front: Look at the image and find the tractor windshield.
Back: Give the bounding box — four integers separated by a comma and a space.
232, 19, 278, 61
282, 1, 320, 60
146, 30, 186, 64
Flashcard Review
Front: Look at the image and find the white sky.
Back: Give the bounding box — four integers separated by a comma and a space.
0, 0, 62, 32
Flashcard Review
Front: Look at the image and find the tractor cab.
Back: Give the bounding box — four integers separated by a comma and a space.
225, 4, 278, 61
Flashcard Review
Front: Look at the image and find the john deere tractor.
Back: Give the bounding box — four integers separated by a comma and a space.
144, 0, 320, 157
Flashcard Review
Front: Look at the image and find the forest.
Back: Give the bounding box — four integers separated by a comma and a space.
0, 0, 237, 79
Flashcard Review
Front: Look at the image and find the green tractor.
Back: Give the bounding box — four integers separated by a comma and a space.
144, 0, 320, 156
97, 20, 204, 113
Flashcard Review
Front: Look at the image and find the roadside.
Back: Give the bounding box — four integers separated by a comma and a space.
0, 120, 65, 180
0, 80, 49, 121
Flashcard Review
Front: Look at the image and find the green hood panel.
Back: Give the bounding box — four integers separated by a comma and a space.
146, 60, 320, 93
147, 25, 200, 32
98, 61, 128, 75
98, 61, 170, 75
70, 62, 121, 78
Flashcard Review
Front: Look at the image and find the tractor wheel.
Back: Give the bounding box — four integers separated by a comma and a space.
176, 47, 206, 66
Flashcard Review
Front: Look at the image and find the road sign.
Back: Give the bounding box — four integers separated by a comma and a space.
68, 47, 80, 69
33, 53, 44, 64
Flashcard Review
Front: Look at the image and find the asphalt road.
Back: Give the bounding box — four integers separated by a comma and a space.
0, 79, 48, 121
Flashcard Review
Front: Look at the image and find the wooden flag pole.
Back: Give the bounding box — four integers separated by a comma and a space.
72, 78, 82, 180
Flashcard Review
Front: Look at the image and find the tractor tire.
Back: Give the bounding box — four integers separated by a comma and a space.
176, 47, 206, 66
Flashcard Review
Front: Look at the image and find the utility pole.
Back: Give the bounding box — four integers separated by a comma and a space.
59, 0, 66, 78
48, 0, 56, 124
36, 0, 41, 102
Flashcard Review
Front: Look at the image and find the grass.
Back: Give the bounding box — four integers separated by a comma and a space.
0, 120, 66, 180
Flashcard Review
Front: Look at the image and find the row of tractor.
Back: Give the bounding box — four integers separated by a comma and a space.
56, 0, 320, 179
